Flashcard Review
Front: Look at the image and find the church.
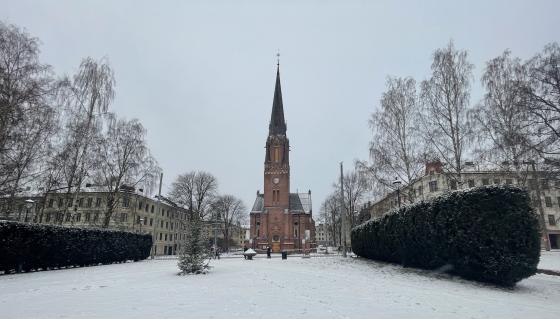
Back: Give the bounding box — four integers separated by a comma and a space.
249, 64, 316, 253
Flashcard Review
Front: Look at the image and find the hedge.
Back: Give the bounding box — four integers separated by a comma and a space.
351, 186, 541, 286
0, 221, 152, 273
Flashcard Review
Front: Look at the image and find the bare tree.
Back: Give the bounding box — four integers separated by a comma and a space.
169, 171, 218, 219
0, 22, 58, 216
320, 192, 339, 247
53, 57, 115, 222
520, 42, 560, 168
359, 76, 426, 202
92, 116, 159, 228
420, 40, 474, 185
333, 170, 369, 230
470, 50, 532, 171
211, 194, 246, 251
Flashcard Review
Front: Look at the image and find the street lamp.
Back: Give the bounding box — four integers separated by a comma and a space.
24, 199, 35, 222
392, 178, 402, 208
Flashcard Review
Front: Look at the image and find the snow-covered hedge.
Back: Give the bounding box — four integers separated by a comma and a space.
0, 221, 152, 273
351, 186, 541, 286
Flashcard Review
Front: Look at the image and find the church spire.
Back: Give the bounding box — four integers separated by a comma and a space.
269, 62, 287, 136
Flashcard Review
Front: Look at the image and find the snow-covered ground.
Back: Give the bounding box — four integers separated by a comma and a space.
1, 255, 559, 319
539, 251, 560, 271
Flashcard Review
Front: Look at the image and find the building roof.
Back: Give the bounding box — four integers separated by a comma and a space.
268, 65, 287, 136
250, 192, 312, 214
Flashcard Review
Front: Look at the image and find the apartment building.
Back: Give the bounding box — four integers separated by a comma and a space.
366, 162, 560, 249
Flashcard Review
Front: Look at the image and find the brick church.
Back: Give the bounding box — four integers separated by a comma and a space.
249, 64, 315, 253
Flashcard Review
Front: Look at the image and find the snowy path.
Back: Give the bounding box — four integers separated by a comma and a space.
0, 256, 559, 319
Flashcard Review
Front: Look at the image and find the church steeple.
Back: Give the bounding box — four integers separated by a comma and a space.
269, 65, 287, 136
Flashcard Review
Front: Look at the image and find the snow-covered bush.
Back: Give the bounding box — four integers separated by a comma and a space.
351, 186, 541, 286
0, 221, 152, 273
178, 215, 210, 275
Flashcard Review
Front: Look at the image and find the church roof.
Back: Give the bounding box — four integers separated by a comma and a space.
268, 66, 287, 136
250, 192, 312, 214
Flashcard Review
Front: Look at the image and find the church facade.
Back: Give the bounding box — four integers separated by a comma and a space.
249, 65, 315, 253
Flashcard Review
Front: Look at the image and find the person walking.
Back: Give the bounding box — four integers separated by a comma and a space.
267, 246, 271, 259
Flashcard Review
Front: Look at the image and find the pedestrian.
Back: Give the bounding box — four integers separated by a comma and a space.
243, 245, 248, 260
267, 246, 271, 259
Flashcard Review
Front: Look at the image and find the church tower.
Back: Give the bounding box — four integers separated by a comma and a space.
263, 66, 290, 209
249, 62, 315, 253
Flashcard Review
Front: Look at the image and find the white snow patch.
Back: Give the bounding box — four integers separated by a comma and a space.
0, 257, 559, 318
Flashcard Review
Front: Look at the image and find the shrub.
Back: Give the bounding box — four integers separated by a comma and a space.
0, 221, 152, 273
351, 186, 541, 286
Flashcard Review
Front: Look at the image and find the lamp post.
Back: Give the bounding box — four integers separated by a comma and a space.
24, 199, 35, 223
393, 178, 402, 208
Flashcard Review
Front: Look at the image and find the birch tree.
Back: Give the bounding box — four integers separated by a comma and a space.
420, 41, 474, 185
362, 76, 426, 202
470, 50, 531, 171
92, 116, 159, 228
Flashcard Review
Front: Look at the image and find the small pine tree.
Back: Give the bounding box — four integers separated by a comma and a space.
178, 215, 210, 275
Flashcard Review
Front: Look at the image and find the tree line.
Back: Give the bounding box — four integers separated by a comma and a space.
0, 21, 248, 240
320, 40, 560, 246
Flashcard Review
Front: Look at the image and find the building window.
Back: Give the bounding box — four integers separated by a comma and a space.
138, 201, 143, 209
506, 179, 513, 185
87, 198, 92, 208
150, 218, 153, 226
145, 204, 149, 212
542, 179, 550, 190
94, 212, 99, 222
46, 213, 52, 222
294, 222, 299, 238
78, 198, 84, 208
76, 213, 81, 222
549, 214, 556, 226
144, 218, 148, 225
165, 234, 168, 241
418, 185, 423, 196
467, 179, 475, 188
120, 213, 127, 222
256, 222, 260, 237
161, 220, 164, 228
67, 199, 73, 207
166, 222, 169, 229
450, 180, 457, 190
159, 233, 162, 240
274, 147, 280, 162
545, 196, 553, 207
122, 197, 130, 208
482, 179, 490, 186
48, 198, 54, 208
151, 205, 154, 213
429, 181, 438, 192
58, 198, 63, 208
85, 212, 91, 222
528, 179, 537, 190
161, 209, 164, 216
167, 210, 169, 217
95, 198, 101, 207
65, 213, 71, 222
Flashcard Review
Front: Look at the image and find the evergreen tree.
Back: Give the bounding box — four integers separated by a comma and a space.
178, 215, 210, 275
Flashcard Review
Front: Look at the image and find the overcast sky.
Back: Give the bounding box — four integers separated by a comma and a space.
2, 0, 560, 214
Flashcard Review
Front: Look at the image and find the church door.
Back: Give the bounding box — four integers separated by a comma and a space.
272, 235, 281, 253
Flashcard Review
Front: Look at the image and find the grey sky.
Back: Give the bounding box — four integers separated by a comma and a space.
3, 0, 560, 214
